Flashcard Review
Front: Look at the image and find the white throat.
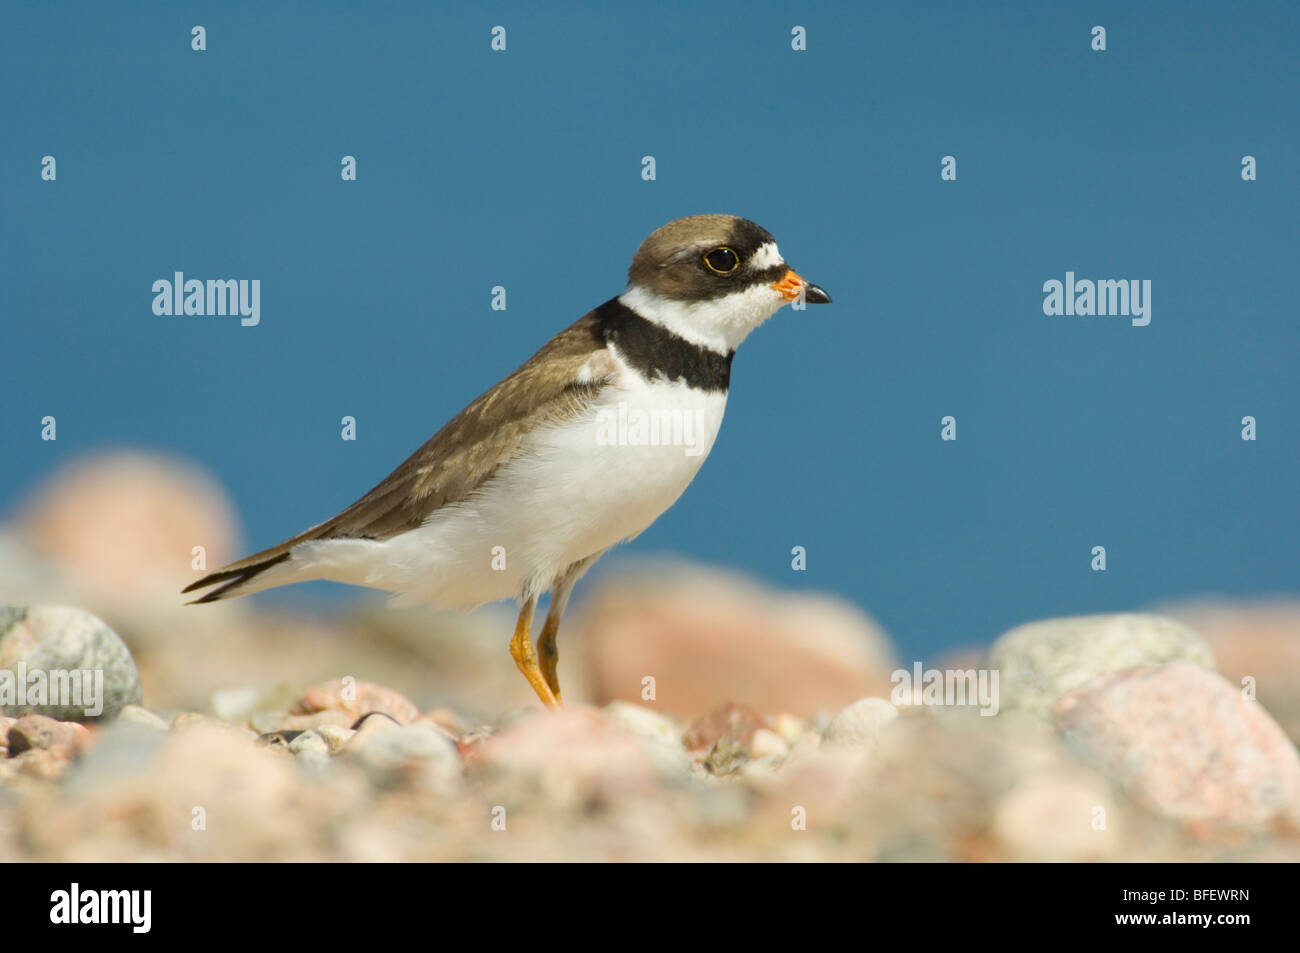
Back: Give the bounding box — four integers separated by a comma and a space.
619, 283, 788, 354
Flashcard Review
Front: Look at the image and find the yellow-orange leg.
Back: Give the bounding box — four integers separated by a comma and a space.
537, 599, 570, 705
509, 596, 560, 708
536, 554, 601, 703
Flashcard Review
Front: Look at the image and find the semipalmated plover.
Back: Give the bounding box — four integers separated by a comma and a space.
184, 214, 830, 707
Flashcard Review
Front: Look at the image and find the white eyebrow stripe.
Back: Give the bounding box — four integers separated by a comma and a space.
749, 242, 784, 271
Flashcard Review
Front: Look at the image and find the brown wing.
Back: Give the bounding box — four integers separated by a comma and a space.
184, 309, 615, 598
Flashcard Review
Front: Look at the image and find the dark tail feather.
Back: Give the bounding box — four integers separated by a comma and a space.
182, 552, 291, 604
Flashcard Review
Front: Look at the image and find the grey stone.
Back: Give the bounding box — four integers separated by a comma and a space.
0, 605, 143, 721
289, 729, 332, 769
289, 729, 329, 757
986, 613, 1216, 718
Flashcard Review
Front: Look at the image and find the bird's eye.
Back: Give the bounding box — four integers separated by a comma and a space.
702, 247, 740, 274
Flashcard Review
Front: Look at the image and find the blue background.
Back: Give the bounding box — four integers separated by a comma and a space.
2, 1, 1297, 658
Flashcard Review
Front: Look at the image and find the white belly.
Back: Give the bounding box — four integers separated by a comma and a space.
292, 374, 728, 609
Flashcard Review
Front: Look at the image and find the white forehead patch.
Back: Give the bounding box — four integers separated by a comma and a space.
749, 242, 784, 272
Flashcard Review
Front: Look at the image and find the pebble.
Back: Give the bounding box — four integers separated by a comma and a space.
315, 724, 358, 754
987, 613, 1216, 717
0, 604, 143, 720
683, 701, 768, 752
288, 730, 331, 768
771, 713, 807, 744
7, 713, 89, 759
116, 704, 168, 732
749, 728, 789, 759
824, 697, 899, 747
604, 700, 682, 746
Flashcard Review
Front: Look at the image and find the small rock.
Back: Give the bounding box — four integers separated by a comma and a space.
116, 705, 168, 732
315, 724, 357, 754
0, 605, 143, 720
771, 713, 806, 744
7, 713, 90, 759
1053, 662, 1300, 830
341, 714, 401, 755
749, 728, 789, 759
604, 701, 682, 746
288, 730, 331, 767
987, 613, 1216, 718
684, 701, 769, 752
288, 731, 322, 755
824, 697, 898, 747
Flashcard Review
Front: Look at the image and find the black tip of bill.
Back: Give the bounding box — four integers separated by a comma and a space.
804, 284, 832, 305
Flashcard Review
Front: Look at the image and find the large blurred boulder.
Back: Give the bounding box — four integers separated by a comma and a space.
574, 562, 897, 719
1053, 662, 1300, 832
986, 613, 1216, 718
15, 451, 241, 609
1160, 601, 1300, 744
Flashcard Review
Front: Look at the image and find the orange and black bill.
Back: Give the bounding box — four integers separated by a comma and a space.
771, 269, 831, 304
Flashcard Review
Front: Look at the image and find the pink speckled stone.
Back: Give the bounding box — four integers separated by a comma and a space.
1052, 662, 1300, 829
